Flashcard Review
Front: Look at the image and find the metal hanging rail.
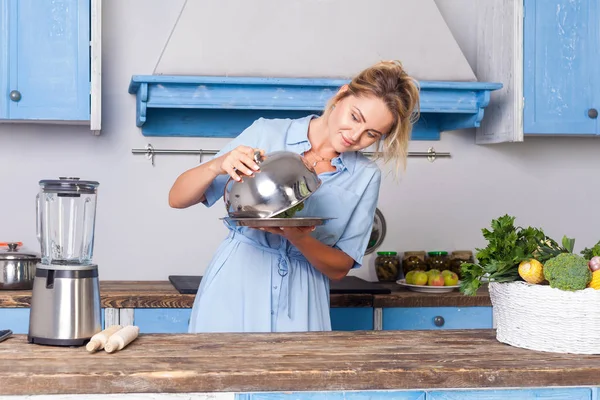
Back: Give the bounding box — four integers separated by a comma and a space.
132, 144, 451, 166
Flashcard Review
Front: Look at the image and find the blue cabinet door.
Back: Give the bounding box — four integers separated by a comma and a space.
523, 0, 599, 135
330, 307, 374, 331
237, 391, 426, 400
428, 388, 592, 400
382, 307, 493, 330
0, 308, 30, 334
4, 0, 89, 121
134, 308, 192, 333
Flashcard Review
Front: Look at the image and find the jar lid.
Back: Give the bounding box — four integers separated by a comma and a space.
39, 177, 99, 194
0, 242, 40, 261
377, 251, 397, 256
428, 251, 448, 256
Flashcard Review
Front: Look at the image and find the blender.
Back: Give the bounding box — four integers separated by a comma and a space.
28, 177, 102, 346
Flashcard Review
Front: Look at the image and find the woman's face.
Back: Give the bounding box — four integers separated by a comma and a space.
326, 91, 395, 154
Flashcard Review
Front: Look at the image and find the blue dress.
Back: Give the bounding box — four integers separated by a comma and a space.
188, 115, 382, 333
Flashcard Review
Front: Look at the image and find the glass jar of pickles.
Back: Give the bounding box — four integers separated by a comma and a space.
402, 251, 428, 276
427, 251, 450, 271
375, 252, 401, 282
449, 250, 474, 279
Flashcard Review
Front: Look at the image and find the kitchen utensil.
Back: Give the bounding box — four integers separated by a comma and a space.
223, 151, 322, 219
37, 177, 99, 265
29, 177, 102, 347
396, 278, 461, 293
0, 329, 12, 343
0, 242, 39, 290
365, 208, 386, 255
222, 216, 332, 228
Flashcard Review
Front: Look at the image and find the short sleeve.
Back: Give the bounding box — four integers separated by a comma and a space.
334, 169, 382, 269
202, 118, 264, 207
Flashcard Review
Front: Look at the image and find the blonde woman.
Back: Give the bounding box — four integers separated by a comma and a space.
169, 61, 420, 333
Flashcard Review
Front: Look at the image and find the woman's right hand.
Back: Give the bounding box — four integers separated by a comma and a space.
213, 145, 264, 182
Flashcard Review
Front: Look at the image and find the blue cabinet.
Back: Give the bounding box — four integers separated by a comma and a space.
382, 307, 493, 330
0, 0, 90, 121
237, 391, 426, 400
523, 0, 599, 135
130, 308, 373, 333
133, 308, 192, 334
330, 307, 373, 331
0, 308, 30, 334
427, 388, 592, 399
128, 307, 493, 333
235, 388, 593, 400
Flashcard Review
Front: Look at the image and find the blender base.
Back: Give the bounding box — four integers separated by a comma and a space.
27, 335, 91, 347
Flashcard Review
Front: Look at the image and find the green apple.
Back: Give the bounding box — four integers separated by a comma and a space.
443, 271, 459, 286
427, 269, 440, 278
441, 270, 453, 278
405, 270, 417, 284
413, 271, 428, 286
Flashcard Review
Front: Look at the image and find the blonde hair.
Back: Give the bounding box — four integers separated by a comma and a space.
323, 60, 420, 172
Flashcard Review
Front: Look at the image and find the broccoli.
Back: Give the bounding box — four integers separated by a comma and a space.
543, 253, 592, 291
273, 202, 304, 218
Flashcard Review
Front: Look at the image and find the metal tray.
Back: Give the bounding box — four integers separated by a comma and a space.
222, 217, 333, 228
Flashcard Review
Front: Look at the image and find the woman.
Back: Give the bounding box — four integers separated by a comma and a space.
169, 60, 420, 333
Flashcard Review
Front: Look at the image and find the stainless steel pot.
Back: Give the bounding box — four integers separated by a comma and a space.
224, 151, 322, 218
0, 242, 39, 290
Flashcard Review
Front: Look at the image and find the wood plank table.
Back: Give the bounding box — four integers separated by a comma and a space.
0, 330, 598, 399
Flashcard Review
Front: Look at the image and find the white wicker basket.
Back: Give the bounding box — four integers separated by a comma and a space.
489, 281, 600, 354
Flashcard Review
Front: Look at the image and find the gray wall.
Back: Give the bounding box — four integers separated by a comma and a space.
0, 0, 598, 281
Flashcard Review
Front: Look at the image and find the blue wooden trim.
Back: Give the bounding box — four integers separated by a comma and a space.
128, 75, 502, 140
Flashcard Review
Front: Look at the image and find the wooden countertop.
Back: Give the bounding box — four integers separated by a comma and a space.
0, 280, 490, 309
1, 330, 598, 396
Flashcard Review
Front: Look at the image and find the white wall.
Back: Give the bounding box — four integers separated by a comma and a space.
1, 1, 599, 282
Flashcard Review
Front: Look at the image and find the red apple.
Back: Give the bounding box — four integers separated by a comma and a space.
428, 273, 445, 286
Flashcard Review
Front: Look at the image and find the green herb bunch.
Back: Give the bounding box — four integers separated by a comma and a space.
460, 215, 574, 296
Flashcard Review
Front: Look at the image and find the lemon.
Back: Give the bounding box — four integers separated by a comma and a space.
518, 259, 545, 284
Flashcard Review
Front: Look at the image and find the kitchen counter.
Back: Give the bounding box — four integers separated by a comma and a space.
0, 280, 490, 309
0, 329, 598, 396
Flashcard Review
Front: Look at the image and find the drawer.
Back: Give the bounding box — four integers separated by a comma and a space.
382, 306, 493, 330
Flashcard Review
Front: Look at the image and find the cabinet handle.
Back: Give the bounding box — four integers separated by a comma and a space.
433, 316, 445, 327
588, 108, 598, 119
9, 90, 21, 102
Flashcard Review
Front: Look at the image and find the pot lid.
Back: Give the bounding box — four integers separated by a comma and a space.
39, 177, 99, 194
0, 242, 40, 260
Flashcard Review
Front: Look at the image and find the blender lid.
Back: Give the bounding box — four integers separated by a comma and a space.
39, 177, 99, 194
0, 242, 40, 260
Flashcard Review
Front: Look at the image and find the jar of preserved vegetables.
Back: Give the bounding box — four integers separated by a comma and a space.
449, 250, 474, 279
427, 251, 450, 271
402, 251, 428, 276
375, 252, 401, 282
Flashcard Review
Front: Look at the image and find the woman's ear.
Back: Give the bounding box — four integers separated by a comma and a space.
337, 84, 349, 94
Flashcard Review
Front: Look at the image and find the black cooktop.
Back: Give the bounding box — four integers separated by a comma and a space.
168, 275, 390, 295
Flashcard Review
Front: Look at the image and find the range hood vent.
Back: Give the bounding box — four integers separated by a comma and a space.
128, 75, 502, 141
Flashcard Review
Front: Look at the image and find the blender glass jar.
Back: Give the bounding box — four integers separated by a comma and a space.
37, 177, 99, 265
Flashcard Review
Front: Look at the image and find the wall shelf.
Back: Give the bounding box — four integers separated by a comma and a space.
128, 75, 502, 141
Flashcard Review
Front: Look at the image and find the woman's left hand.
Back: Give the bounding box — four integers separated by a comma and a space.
258, 226, 316, 242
